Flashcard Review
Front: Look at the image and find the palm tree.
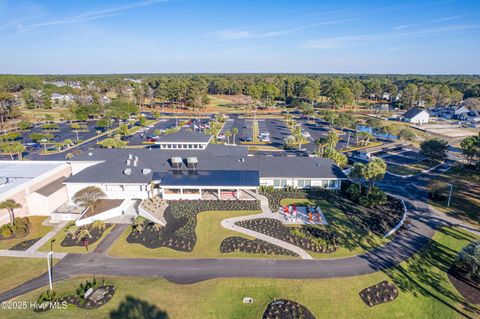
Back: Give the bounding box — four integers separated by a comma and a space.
225, 130, 231, 144
293, 126, 303, 150
0, 199, 21, 225
314, 136, 328, 157
231, 127, 238, 145
350, 163, 365, 193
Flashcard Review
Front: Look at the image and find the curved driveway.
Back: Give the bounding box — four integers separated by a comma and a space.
0, 169, 441, 302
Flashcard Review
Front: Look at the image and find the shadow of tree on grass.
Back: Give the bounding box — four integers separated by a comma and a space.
110, 296, 169, 319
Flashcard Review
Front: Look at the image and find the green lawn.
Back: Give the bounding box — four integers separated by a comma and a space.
429, 166, 480, 226
280, 199, 389, 259
1, 226, 478, 318
387, 163, 420, 176
38, 223, 114, 254
108, 210, 296, 259
0, 216, 52, 250
0, 257, 57, 294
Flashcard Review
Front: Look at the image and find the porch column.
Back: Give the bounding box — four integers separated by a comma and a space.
236, 188, 240, 199
218, 188, 221, 199
199, 188, 202, 199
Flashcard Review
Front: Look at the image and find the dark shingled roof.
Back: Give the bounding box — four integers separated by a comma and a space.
158, 170, 260, 187
65, 145, 347, 184
35, 176, 67, 197
403, 108, 428, 119
155, 129, 212, 143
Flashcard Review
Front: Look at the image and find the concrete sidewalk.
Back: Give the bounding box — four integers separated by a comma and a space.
0, 250, 67, 259
26, 220, 68, 253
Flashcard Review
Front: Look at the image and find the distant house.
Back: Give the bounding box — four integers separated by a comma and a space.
430, 105, 470, 120
51, 93, 75, 103
382, 93, 391, 101
460, 110, 480, 123
403, 108, 430, 124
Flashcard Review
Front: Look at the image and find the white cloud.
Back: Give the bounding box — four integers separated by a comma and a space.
213, 18, 356, 40
21, 0, 169, 30
394, 14, 466, 30
306, 24, 480, 49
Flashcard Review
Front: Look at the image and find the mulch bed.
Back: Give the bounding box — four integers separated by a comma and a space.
220, 236, 298, 257
261, 187, 404, 236
262, 299, 316, 319
359, 280, 399, 307
127, 200, 261, 252
236, 218, 338, 253
33, 285, 115, 313
60, 224, 112, 247
8, 238, 41, 251
448, 265, 480, 304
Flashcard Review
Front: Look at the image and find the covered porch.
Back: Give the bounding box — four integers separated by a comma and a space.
155, 169, 260, 201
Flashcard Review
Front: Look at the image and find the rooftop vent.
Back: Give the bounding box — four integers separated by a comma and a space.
128, 154, 133, 160
88, 152, 93, 157
126, 160, 131, 166
133, 160, 138, 167
187, 157, 198, 170
123, 168, 132, 176
238, 158, 245, 162
142, 168, 152, 175
171, 156, 182, 170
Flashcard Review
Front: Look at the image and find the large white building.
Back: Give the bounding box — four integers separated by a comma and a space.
64, 132, 348, 202
403, 108, 430, 124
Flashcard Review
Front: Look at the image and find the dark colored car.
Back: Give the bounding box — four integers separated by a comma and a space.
240, 137, 252, 142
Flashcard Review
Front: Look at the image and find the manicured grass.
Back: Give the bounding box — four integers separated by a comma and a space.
279, 198, 389, 259
387, 163, 420, 176
429, 166, 480, 226
410, 159, 440, 171
0, 257, 57, 294
2, 226, 478, 319
108, 210, 296, 259
0, 216, 52, 250
38, 223, 114, 254
21, 108, 69, 122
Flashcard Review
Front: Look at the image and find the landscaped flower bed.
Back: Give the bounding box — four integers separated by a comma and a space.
34, 278, 115, 313
262, 298, 316, 319
8, 237, 41, 251
359, 280, 398, 307
61, 221, 111, 247
0, 217, 31, 240
127, 200, 260, 251
236, 218, 338, 253
447, 240, 480, 304
220, 236, 299, 257
261, 187, 403, 235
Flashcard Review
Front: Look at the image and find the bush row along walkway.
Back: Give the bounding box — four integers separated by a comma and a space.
0, 220, 68, 259
221, 212, 314, 260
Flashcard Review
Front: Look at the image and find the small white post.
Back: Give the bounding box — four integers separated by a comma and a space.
47, 251, 53, 291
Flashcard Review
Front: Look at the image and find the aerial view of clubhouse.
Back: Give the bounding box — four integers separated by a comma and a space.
0, 128, 347, 227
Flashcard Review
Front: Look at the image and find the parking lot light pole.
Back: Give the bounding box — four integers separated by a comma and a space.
40, 138, 47, 153
447, 183, 453, 207
47, 239, 55, 291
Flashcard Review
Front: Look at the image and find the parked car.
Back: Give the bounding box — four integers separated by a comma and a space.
240, 137, 252, 142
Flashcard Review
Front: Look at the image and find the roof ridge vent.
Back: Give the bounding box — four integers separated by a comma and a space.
142, 168, 152, 175
123, 168, 132, 176
126, 160, 131, 166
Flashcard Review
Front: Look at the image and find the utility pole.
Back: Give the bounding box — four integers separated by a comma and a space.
447, 183, 453, 207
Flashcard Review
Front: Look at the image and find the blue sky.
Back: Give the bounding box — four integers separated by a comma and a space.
0, 0, 479, 74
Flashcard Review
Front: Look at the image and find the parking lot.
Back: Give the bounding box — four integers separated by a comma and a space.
0, 120, 114, 160
299, 119, 350, 152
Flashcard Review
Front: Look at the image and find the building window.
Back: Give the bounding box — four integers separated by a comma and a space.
274, 179, 280, 188
328, 180, 336, 188
298, 179, 304, 188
